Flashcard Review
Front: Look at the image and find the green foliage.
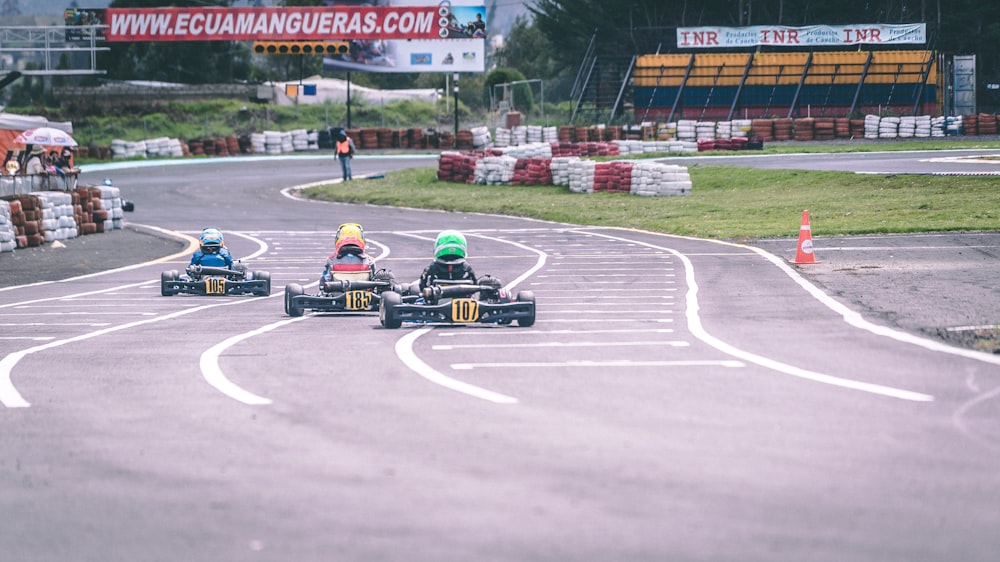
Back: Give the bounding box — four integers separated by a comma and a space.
485, 68, 534, 113
5, 97, 459, 147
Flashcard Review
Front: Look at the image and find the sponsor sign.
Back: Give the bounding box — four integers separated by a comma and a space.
677, 23, 926, 48
103, 1, 486, 73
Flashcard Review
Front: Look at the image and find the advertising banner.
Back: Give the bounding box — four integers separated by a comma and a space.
103, 1, 486, 73
677, 23, 926, 49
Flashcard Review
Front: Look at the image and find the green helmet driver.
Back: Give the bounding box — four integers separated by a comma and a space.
434, 230, 468, 263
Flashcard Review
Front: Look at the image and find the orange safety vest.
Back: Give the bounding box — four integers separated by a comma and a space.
336, 138, 352, 156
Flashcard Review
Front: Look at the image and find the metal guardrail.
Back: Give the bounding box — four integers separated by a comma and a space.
0, 173, 79, 196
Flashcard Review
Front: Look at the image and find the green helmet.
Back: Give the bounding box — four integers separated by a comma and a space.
434, 230, 467, 262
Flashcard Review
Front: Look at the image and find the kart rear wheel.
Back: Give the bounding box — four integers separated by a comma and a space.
380, 291, 402, 329
255, 271, 272, 296
160, 270, 177, 296
285, 283, 305, 316
516, 291, 535, 327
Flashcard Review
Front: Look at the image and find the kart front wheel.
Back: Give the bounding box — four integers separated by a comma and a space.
516, 291, 535, 327
255, 271, 272, 296
285, 283, 305, 317
160, 270, 177, 296
380, 291, 402, 329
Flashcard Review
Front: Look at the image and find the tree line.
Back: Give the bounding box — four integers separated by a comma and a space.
14, 0, 997, 111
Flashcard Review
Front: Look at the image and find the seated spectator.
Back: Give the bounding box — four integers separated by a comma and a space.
49, 148, 78, 189
23, 145, 48, 190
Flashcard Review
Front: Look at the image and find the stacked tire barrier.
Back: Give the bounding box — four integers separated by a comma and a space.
85, 112, 1000, 163
0, 199, 15, 252
437, 141, 692, 197
0, 185, 126, 253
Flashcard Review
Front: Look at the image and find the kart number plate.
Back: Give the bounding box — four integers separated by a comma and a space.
451, 298, 480, 322
205, 278, 226, 295
345, 290, 373, 310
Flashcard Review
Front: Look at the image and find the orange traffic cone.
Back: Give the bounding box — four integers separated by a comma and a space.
792, 209, 818, 264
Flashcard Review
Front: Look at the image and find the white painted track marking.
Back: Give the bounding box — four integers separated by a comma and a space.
0, 224, 198, 295
195, 237, 390, 404
452, 359, 746, 370
397, 328, 519, 404
582, 229, 935, 402
0, 298, 256, 408
0, 228, 272, 408
390, 232, 547, 403
434, 328, 674, 337
433, 340, 689, 350
200, 316, 307, 406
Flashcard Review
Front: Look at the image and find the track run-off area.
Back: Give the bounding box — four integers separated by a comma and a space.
1, 155, 998, 562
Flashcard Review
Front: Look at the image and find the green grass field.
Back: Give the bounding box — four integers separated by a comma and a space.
300, 161, 1000, 240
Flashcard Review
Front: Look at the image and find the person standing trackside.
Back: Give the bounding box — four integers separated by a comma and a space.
335, 130, 356, 181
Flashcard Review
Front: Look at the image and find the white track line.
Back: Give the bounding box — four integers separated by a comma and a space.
0, 228, 272, 408
581, 229, 936, 402
195, 237, 389, 404
390, 232, 547, 403
0, 298, 254, 408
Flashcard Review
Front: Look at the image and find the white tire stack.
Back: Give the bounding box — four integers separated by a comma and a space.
898, 116, 916, 138
473, 155, 516, 185
732, 119, 752, 138
526, 125, 543, 144
169, 138, 185, 157
251, 133, 267, 153
470, 126, 491, 149
500, 142, 551, 160
549, 156, 579, 187
493, 127, 511, 148
97, 185, 124, 230
511, 125, 528, 146
263, 130, 284, 154
931, 116, 947, 137
290, 129, 310, 151
669, 140, 698, 153
914, 115, 932, 138
35, 191, 77, 241
676, 120, 697, 141
864, 115, 881, 139
879, 116, 900, 138
715, 120, 733, 140
696, 121, 716, 141
0, 199, 15, 252
611, 140, 640, 155
567, 159, 596, 193
945, 116, 963, 136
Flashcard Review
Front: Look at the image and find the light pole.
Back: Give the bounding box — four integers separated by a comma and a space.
453, 72, 459, 145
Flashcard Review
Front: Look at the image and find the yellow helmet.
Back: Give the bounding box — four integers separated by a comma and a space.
335, 222, 366, 256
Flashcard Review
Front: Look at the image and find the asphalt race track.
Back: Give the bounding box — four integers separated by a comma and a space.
1, 154, 999, 562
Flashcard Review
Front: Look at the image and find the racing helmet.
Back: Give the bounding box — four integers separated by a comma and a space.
199, 229, 223, 254
434, 230, 467, 263
335, 222, 366, 256
201, 226, 224, 242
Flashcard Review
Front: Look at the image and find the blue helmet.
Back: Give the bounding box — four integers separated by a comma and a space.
199, 228, 223, 253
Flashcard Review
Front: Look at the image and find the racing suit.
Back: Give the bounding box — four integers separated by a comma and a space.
321, 252, 376, 284
418, 259, 478, 290
190, 248, 234, 268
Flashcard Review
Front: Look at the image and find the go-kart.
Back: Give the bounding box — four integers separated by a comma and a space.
284, 269, 400, 317
379, 276, 535, 329
160, 263, 271, 297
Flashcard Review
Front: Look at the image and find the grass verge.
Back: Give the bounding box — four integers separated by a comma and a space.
300, 164, 1000, 240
